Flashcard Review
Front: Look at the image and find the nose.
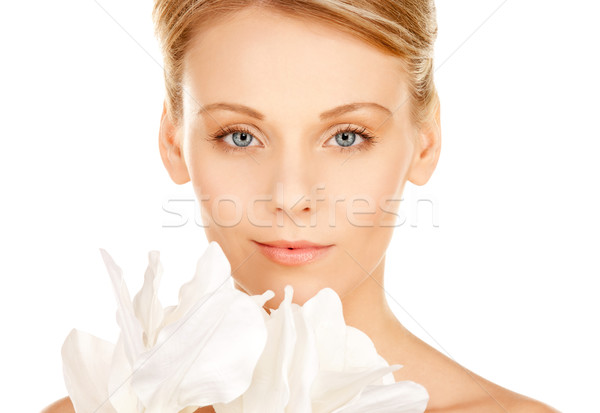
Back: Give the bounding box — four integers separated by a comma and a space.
272, 181, 312, 218
265, 145, 321, 228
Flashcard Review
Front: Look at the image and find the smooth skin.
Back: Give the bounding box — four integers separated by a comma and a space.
44, 5, 558, 413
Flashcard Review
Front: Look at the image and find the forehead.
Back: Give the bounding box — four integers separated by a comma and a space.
182, 6, 408, 123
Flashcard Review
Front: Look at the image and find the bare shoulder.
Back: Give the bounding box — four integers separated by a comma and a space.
394, 334, 560, 413
452, 380, 562, 413
425, 392, 560, 413
40, 396, 74, 413
456, 373, 562, 413
398, 335, 560, 413
508, 397, 561, 413
476, 374, 561, 413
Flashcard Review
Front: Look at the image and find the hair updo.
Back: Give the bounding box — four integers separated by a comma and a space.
152, 0, 439, 130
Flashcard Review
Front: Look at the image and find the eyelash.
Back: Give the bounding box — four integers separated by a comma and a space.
206, 124, 379, 154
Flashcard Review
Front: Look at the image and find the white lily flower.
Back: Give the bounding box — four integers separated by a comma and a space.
61, 240, 429, 413
61, 241, 272, 413
213, 285, 429, 413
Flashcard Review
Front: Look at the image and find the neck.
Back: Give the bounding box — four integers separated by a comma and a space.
340, 255, 413, 361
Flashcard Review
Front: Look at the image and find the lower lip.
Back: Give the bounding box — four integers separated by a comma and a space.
253, 241, 333, 266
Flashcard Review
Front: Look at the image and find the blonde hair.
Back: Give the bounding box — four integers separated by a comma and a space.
152, 0, 439, 129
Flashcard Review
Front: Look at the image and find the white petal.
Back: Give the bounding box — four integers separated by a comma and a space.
250, 290, 276, 324
132, 250, 164, 347
344, 326, 393, 375
301, 288, 349, 372
61, 328, 117, 413
286, 297, 319, 412
241, 285, 295, 413
250, 289, 275, 309
162, 241, 232, 327
301, 287, 405, 410
310, 365, 402, 413
381, 370, 396, 385
213, 396, 243, 413
107, 336, 144, 413
99, 248, 145, 365
331, 381, 429, 413
131, 287, 268, 413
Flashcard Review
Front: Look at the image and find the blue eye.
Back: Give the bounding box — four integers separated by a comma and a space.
231, 131, 253, 147
207, 125, 261, 153
327, 125, 379, 152
335, 131, 357, 147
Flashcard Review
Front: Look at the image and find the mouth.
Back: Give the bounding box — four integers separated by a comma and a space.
252, 239, 334, 266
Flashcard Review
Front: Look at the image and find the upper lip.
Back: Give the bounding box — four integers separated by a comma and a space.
254, 239, 332, 249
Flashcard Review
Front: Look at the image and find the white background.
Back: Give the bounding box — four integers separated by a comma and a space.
1, 1, 598, 412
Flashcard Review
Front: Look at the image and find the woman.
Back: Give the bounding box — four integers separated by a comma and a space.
44, 1, 559, 412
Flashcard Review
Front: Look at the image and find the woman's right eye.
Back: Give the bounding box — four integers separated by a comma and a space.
207, 126, 262, 152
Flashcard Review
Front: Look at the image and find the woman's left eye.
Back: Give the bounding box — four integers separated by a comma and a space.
326, 125, 379, 152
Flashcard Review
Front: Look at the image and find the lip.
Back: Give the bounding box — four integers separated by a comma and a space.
252, 239, 334, 266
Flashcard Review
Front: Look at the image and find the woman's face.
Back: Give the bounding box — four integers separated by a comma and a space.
170, 6, 433, 307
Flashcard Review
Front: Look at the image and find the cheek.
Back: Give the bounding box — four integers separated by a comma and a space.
184, 130, 258, 228
333, 146, 411, 229
190, 165, 255, 229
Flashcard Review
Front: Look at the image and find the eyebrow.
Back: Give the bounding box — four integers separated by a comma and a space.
196, 101, 392, 122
